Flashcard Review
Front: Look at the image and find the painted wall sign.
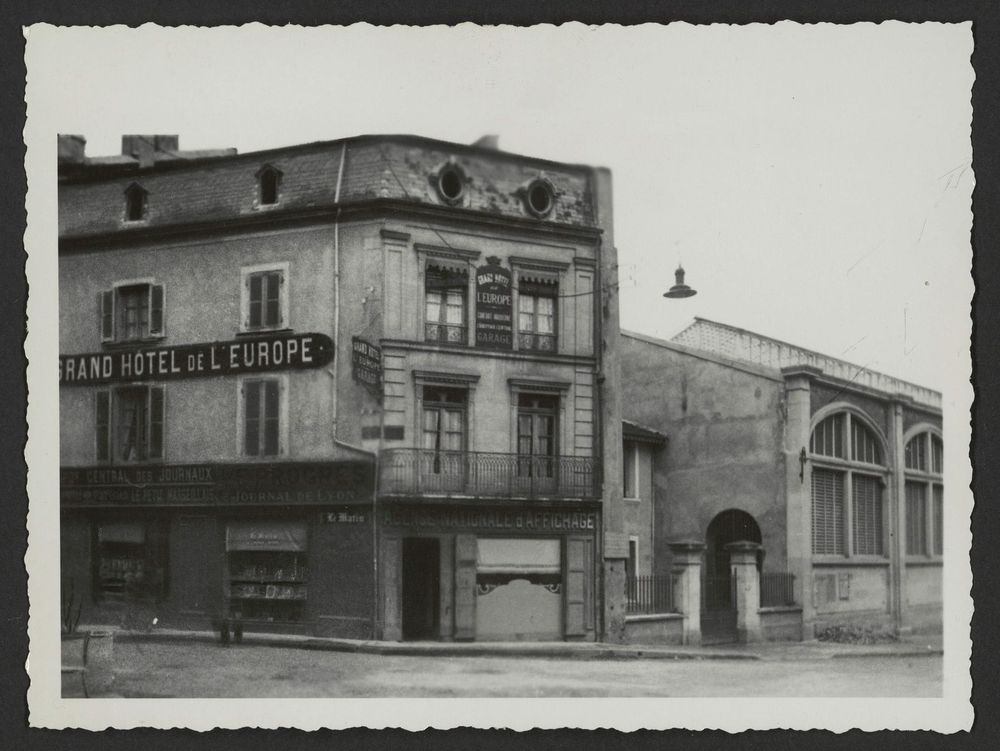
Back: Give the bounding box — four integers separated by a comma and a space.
58, 332, 334, 386
474, 256, 513, 350
60, 460, 373, 507
351, 336, 382, 396
383, 507, 598, 533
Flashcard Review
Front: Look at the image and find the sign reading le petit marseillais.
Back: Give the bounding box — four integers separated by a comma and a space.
59, 332, 334, 386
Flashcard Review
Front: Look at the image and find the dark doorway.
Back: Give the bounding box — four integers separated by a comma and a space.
702, 509, 762, 644
401, 538, 440, 640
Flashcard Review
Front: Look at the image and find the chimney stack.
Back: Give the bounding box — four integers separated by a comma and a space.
57, 134, 87, 165
472, 134, 500, 150
122, 135, 179, 168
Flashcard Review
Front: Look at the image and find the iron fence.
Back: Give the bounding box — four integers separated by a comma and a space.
760, 571, 796, 607
378, 448, 600, 500
625, 574, 676, 614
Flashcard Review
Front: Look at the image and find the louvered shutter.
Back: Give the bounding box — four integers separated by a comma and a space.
851, 474, 883, 555
149, 387, 165, 459
453, 534, 477, 641
564, 537, 589, 637
150, 284, 165, 336
95, 390, 111, 462
100, 291, 114, 341
244, 381, 260, 456
811, 468, 844, 555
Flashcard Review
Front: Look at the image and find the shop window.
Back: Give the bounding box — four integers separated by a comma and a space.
623, 442, 639, 499
518, 278, 558, 352
809, 411, 886, 557
96, 386, 165, 463
241, 263, 288, 332
256, 164, 282, 206
424, 264, 468, 345
904, 429, 943, 558
100, 282, 165, 342
242, 377, 283, 457
226, 521, 308, 623
95, 520, 168, 603
124, 183, 147, 222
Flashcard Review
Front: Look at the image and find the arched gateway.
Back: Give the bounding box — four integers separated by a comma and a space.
702, 509, 762, 644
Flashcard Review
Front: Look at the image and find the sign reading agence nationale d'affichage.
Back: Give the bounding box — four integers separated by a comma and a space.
58, 332, 335, 385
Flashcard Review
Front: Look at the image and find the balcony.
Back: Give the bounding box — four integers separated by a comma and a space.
378, 449, 600, 500
424, 322, 467, 345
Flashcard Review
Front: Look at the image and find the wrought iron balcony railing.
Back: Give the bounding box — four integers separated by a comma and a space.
424, 322, 467, 345
378, 449, 600, 500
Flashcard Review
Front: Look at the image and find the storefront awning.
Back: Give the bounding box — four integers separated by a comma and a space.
98, 521, 145, 544
226, 520, 308, 552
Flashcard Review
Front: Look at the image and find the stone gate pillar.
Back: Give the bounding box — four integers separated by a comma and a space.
725, 540, 762, 644
667, 540, 705, 646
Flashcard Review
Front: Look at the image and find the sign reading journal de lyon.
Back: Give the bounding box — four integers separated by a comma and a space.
59, 332, 334, 385
475, 256, 513, 350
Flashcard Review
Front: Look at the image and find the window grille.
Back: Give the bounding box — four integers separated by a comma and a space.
851, 474, 883, 555
811, 468, 844, 555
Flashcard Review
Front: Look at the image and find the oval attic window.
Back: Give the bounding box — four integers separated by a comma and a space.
436, 164, 466, 205
525, 179, 554, 218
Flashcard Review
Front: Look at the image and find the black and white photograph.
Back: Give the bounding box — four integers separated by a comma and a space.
24, 22, 973, 731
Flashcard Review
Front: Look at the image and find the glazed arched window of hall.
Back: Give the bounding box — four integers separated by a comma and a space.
904, 429, 943, 558
809, 411, 886, 557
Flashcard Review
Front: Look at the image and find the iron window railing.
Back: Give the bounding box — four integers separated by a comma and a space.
378, 448, 600, 500
424, 322, 467, 345
760, 572, 797, 607
625, 575, 676, 615
518, 331, 557, 353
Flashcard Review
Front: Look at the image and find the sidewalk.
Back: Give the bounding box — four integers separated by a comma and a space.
109, 625, 943, 662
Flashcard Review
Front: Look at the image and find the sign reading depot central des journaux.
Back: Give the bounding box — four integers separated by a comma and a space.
59, 332, 334, 385
475, 256, 513, 350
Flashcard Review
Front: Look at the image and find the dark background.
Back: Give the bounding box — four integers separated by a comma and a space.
3, 1, 996, 748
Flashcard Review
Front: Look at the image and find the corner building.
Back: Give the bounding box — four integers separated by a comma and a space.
58, 134, 624, 642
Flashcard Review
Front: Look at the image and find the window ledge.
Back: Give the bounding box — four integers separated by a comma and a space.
624, 496, 641, 503
812, 557, 890, 567
905, 557, 943, 566
102, 336, 167, 350
237, 327, 294, 337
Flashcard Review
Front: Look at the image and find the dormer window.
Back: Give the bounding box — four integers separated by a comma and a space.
257, 165, 282, 207
523, 177, 555, 218
124, 183, 147, 222
434, 162, 468, 206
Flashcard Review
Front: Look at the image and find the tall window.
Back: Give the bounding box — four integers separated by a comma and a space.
124, 183, 147, 222
422, 387, 466, 483
905, 430, 943, 557
623, 441, 639, 499
241, 264, 288, 332
517, 394, 558, 480
809, 411, 886, 557
424, 266, 468, 344
96, 386, 165, 463
257, 165, 281, 206
243, 378, 281, 457
518, 279, 557, 352
100, 283, 165, 342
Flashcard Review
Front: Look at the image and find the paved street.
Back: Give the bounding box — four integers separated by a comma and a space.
106, 639, 941, 698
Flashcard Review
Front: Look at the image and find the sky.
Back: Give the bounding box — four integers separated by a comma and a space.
26, 23, 973, 394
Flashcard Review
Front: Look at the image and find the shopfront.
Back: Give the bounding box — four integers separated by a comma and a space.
60, 460, 376, 638
378, 504, 600, 642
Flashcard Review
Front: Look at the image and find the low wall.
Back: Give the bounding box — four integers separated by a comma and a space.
623, 613, 684, 645
759, 606, 803, 642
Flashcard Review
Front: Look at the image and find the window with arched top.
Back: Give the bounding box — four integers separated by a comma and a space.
257, 165, 282, 207
904, 428, 943, 558
124, 183, 147, 222
809, 411, 887, 557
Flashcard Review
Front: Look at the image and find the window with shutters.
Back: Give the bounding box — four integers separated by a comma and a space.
241, 263, 289, 332
809, 410, 886, 557
96, 386, 165, 463
424, 264, 468, 345
904, 428, 943, 558
100, 281, 165, 343
241, 377, 285, 457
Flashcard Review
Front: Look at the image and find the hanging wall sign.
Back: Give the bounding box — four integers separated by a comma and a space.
351, 336, 382, 396
59, 332, 334, 386
474, 256, 513, 350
